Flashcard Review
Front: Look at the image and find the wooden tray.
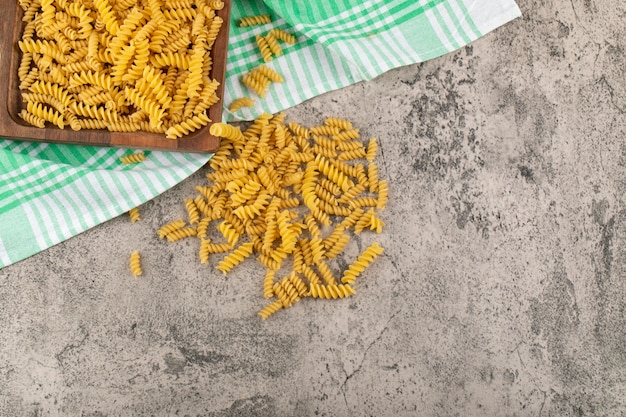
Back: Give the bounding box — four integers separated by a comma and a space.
0, 0, 230, 153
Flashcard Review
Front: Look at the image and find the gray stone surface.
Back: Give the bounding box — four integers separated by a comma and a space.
1, 0, 625, 415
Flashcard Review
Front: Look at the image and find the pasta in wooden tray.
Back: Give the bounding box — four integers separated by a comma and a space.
0, 0, 231, 152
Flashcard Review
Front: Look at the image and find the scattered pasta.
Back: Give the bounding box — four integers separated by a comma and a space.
16, 0, 225, 138
160, 114, 387, 319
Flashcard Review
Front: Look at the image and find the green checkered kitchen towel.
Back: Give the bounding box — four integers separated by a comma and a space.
0, 0, 521, 268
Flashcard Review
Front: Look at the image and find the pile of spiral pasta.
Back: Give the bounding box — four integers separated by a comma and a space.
157, 113, 387, 319
17, 0, 225, 138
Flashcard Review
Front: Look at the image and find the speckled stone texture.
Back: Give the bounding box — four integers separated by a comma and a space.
1, 0, 625, 416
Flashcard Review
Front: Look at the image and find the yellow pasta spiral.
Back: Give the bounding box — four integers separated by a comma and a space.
228, 97, 255, 112
255, 34, 273, 63
337, 183, 366, 205
78, 119, 107, 129
263, 269, 277, 299
238, 14, 271, 27
129, 251, 142, 276
338, 148, 367, 161
197, 217, 211, 240
70, 102, 119, 122
341, 242, 384, 285
210, 123, 246, 143
206, 0, 224, 10
184, 198, 200, 224
289, 273, 309, 297
336, 140, 365, 152
366, 138, 378, 162
19, 68, 39, 90
216, 242, 254, 274
324, 233, 350, 260
165, 227, 197, 242
324, 117, 353, 130
313, 135, 337, 150
309, 236, 325, 264
162, 7, 197, 22
350, 197, 379, 209
368, 163, 379, 192
217, 221, 240, 246
333, 129, 361, 141
157, 219, 186, 239
230, 180, 262, 206
311, 145, 337, 159
206, 16, 223, 48
288, 122, 310, 139
316, 260, 337, 285
199, 238, 211, 264
322, 225, 346, 250
186, 46, 205, 98
271, 280, 291, 308
315, 155, 355, 191
319, 178, 342, 196
242, 72, 270, 98
292, 245, 304, 273
264, 32, 283, 57
252, 64, 284, 83
150, 51, 191, 70
269, 28, 297, 45
125, 87, 166, 127
204, 242, 233, 254
354, 209, 374, 235
19, 109, 45, 128
165, 112, 211, 139
354, 164, 370, 187
301, 163, 319, 211
26, 102, 64, 129
127, 207, 141, 223
318, 200, 351, 217
258, 253, 282, 271
377, 180, 388, 209
70, 70, 113, 90
279, 275, 302, 306
340, 207, 365, 229
93, 0, 120, 36
309, 284, 356, 299
258, 299, 283, 320
119, 151, 146, 164
369, 215, 384, 234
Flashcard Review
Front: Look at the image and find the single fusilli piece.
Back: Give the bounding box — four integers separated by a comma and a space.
341, 242, 384, 285
216, 242, 254, 274
251, 64, 284, 83
238, 14, 271, 27
228, 97, 255, 112
128, 207, 140, 223
269, 28, 297, 45
255, 34, 273, 63
157, 219, 186, 239
119, 151, 146, 164
129, 251, 142, 276
242, 72, 271, 97
309, 284, 356, 299
165, 112, 211, 139
166, 226, 198, 242
258, 299, 283, 320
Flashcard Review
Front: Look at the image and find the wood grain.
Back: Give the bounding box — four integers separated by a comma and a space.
0, 0, 230, 153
